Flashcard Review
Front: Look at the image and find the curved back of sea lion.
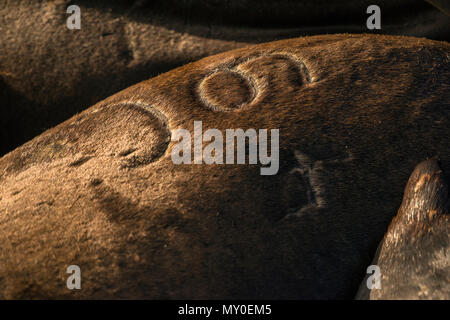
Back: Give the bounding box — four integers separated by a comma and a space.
1, 0, 448, 156
0, 34, 449, 299
356, 159, 449, 299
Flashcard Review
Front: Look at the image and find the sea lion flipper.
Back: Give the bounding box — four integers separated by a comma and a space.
357, 159, 449, 299
395, 159, 449, 228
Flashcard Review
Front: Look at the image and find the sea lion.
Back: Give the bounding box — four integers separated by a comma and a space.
0, 34, 449, 299
1, 0, 449, 156
356, 159, 449, 299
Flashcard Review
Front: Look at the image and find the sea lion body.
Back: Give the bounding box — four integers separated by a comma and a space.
0, 34, 449, 299
1, 0, 449, 155
356, 159, 449, 299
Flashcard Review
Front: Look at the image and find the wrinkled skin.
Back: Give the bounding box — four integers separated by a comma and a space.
0, 34, 449, 299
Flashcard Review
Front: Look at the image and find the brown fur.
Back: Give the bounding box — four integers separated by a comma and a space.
1, 0, 449, 155
0, 34, 449, 299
